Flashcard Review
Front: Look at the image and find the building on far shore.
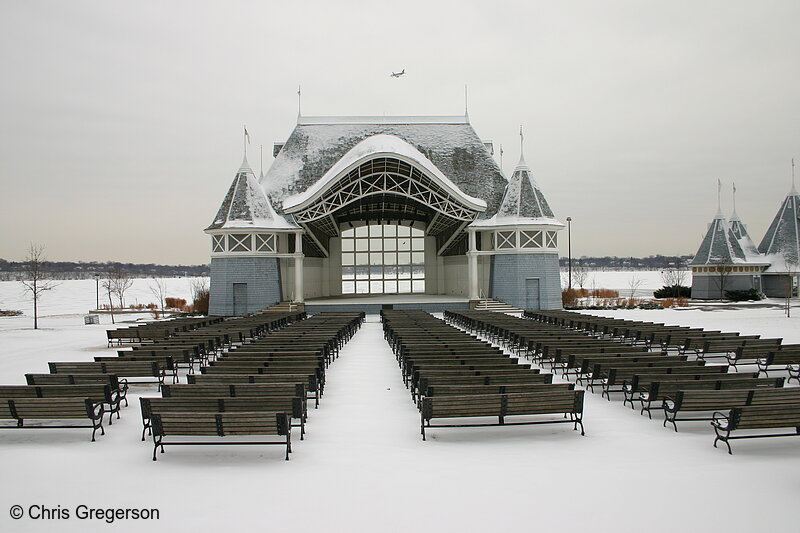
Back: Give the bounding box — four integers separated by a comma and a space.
205, 115, 565, 315
690, 179, 799, 299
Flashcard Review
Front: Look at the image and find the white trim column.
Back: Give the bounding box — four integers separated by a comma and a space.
294, 231, 305, 302
467, 228, 479, 300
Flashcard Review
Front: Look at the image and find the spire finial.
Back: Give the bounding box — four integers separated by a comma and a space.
464, 84, 469, 120
792, 158, 797, 195
243, 125, 250, 159
519, 125, 524, 156
716, 178, 723, 218
732, 181, 737, 212
259, 144, 264, 179
297, 85, 302, 119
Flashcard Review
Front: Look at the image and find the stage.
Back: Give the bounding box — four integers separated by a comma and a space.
303, 294, 470, 315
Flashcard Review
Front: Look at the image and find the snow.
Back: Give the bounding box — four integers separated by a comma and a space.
1, 279, 799, 532
282, 134, 487, 212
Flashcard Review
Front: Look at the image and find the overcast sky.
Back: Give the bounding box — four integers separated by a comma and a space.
1, 1, 798, 264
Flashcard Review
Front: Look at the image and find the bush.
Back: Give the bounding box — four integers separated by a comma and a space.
192, 288, 210, 315
724, 289, 763, 302
591, 288, 619, 298
165, 297, 187, 310
654, 285, 691, 298
562, 288, 578, 308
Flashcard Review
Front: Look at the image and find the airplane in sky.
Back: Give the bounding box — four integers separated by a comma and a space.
390, 69, 405, 78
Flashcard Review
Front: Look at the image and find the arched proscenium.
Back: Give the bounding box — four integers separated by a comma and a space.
284, 155, 485, 224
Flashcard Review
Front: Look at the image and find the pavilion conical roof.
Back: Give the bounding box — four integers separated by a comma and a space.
495, 153, 555, 219
690, 212, 747, 265
758, 190, 800, 266
206, 156, 297, 231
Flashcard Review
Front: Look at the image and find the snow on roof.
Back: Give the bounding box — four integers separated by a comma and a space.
758, 191, 800, 266
690, 214, 749, 265
207, 156, 298, 231
260, 117, 508, 219
282, 134, 486, 212
297, 115, 470, 125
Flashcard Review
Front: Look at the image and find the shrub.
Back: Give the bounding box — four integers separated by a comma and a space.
562, 288, 578, 308
192, 288, 210, 315
724, 289, 763, 302
165, 297, 187, 310
591, 288, 619, 298
654, 285, 691, 298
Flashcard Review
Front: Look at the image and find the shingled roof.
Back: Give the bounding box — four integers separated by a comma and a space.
261, 115, 508, 219
758, 188, 800, 267
207, 156, 296, 231
690, 211, 747, 266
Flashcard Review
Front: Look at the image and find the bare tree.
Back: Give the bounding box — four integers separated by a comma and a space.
660, 268, 687, 288
711, 264, 732, 301
19, 243, 57, 329
107, 266, 133, 309
149, 277, 168, 313
101, 277, 116, 324
627, 275, 644, 299
573, 264, 589, 290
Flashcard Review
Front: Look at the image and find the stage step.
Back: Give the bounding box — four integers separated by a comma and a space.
266, 301, 305, 312
469, 299, 523, 314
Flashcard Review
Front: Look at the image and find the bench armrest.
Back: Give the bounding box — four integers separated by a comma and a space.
711, 411, 731, 430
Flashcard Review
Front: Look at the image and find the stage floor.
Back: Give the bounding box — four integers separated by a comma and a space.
303, 294, 470, 314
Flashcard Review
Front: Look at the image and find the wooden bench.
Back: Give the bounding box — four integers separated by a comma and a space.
150, 412, 291, 461
48, 360, 172, 390
140, 396, 305, 441
758, 347, 800, 380
664, 386, 799, 432
711, 404, 800, 454
638, 376, 784, 418
0, 384, 121, 424
0, 397, 105, 441
420, 389, 585, 440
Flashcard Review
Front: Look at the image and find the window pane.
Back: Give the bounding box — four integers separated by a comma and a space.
355, 239, 368, 252
342, 228, 354, 237
412, 252, 424, 265
397, 226, 411, 237
398, 280, 412, 293
384, 280, 398, 293
342, 267, 355, 280
384, 239, 397, 251
398, 266, 411, 279
412, 265, 424, 278
370, 281, 383, 293
369, 225, 382, 237
383, 225, 396, 237
370, 252, 382, 265
384, 266, 397, 279
356, 253, 369, 265
355, 226, 368, 237
356, 281, 369, 294
355, 267, 369, 280
369, 238, 383, 251
370, 266, 383, 279
384, 252, 397, 265
412, 280, 425, 292
412, 238, 424, 251
342, 281, 355, 294
341, 239, 354, 252
398, 239, 411, 251
398, 252, 411, 265
411, 228, 424, 237
342, 253, 354, 266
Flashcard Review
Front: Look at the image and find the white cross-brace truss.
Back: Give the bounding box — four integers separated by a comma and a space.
289, 158, 481, 224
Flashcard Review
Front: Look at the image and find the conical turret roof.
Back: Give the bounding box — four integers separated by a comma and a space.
494, 153, 555, 220
758, 189, 800, 266
690, 211, 747, 265
729, 212, 761, 258
206, 156, 297, 231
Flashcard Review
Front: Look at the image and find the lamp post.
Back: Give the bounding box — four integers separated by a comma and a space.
94, 274, 100, 311
566, 217, 572, 289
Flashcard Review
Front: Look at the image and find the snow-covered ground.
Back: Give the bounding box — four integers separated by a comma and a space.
1, 278, 799, 532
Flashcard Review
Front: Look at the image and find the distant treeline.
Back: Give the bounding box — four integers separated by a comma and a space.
0, 259, 209, 281
558, 255, 693, 270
